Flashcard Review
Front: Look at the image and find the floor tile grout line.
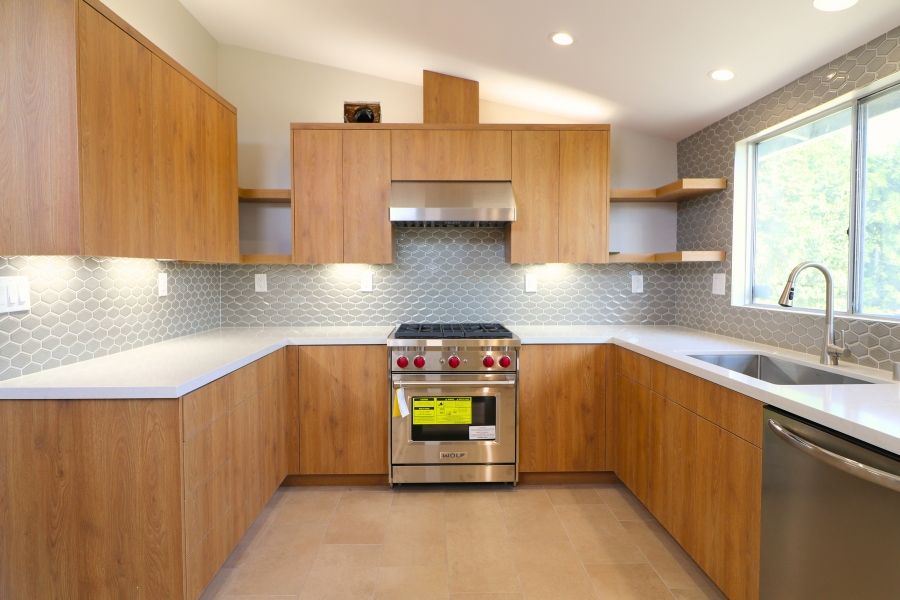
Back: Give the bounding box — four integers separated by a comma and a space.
551, 496, 607, 600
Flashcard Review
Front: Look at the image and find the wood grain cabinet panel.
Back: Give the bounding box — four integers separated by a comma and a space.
0, 0, 238, 261
343, 130, 394, 264
391, 130, 511, 180
292, 129, 344, 264
559, 130, 609, 264
298, 345, 389, 474
519, 345, 608, 472
507, 131, 560, 264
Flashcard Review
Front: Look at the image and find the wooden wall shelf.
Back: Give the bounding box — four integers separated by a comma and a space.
238, 188, 291, 204
608, 250, 726, 264
240, 254, 292, 264
610, 178, 727, 202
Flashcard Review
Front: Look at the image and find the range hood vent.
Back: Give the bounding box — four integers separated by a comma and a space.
390, 181, 516, 223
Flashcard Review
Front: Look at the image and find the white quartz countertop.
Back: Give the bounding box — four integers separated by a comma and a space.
1, 324, 898, 455
0, 327, 393, 400
514, 325, 900, 455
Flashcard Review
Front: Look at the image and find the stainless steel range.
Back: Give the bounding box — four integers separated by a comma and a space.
388, 323, 520, 484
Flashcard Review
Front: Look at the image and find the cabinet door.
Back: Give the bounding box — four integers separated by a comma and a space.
616, 374, 651, 502
78, 2, 157, 258
203, 96, 239, 263
391, 130, 511, 180
298, 346, 388, 474
343, 130, 393, 264
508, 131, 560, 264
519, 345, 608, 472
559, 130, 609, 263
292, 130, 344, 263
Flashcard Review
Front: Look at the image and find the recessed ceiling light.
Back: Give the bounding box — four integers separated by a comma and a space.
709, 69, 735, 81
813, 0, 858, 12
551, 32, 574, 46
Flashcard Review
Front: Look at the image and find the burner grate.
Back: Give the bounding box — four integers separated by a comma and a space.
394, 323, 514, 340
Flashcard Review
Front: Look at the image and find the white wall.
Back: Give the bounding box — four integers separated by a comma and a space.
101, 0, 219, 87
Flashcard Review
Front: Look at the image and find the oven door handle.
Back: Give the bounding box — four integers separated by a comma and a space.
393, 380, 516, 387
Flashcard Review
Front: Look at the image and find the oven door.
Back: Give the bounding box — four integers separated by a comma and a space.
390, 373, 516, 466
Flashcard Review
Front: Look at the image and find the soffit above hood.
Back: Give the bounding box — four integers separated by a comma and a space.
389, 181, 517, 223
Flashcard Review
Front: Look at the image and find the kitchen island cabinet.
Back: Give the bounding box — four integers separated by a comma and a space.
1, 0, 238, 261
518, 344, 609, 473
0, 349, 296, 599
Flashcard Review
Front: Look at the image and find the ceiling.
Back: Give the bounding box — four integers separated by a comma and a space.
179, 0, 900, 140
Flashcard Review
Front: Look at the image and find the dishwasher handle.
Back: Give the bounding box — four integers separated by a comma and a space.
768, 418, 900, 494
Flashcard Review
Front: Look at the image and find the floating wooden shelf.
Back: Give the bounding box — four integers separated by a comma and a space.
238, 188, 291, 203
240, 254, 292, 264
608, 250, 726, 264
610, 178, 727, 202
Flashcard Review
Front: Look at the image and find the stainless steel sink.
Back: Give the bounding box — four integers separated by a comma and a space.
688, 353, 874, 385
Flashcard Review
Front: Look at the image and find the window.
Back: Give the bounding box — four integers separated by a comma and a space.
747, 81, 900, 319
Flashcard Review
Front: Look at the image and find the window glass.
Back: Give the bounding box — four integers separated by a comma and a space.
752, 109, 852, 311
859, 86, 900, 317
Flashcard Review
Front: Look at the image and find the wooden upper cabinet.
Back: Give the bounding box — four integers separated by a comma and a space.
343, 130, 393, 264
559, 130, 610, 263
292, 129, 394, 264
0, 0, 238, 261
391, 130, 511, 180
508, 131, 560, 264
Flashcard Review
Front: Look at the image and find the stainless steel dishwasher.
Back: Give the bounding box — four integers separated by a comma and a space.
761, 407, 900, 599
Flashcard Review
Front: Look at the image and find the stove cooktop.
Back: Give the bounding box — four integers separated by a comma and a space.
393, 323, 515, 340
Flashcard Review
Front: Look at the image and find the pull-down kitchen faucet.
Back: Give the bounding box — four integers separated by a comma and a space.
778, 262, 844, 366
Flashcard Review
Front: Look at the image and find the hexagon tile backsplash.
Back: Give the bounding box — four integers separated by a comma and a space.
0, 257, 220, 381
220, 228, 680, 327
676, 25, 900, 371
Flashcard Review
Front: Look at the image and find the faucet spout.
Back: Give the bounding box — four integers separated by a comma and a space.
778, 262, 844, 365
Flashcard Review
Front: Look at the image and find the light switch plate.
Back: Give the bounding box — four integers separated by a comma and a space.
359, 270, 374, 293
157, 273, 168, 297
254, 273, 268, 293
0, 276, 31, 314
630, 272, 643, 294
712, 273, 726, 295
524, 273, 538, 293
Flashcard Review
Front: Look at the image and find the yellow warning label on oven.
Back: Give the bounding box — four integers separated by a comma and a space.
412, 397, 472, 425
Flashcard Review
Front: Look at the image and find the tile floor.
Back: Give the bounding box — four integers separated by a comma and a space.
201, 483, 726, 600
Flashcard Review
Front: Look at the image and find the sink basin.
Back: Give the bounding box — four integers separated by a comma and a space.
688, 353, 874, 385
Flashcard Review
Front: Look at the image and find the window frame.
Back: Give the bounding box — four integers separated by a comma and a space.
736, 73, 900, 323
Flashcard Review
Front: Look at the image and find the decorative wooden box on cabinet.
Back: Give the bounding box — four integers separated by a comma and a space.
1, 0, 238, 262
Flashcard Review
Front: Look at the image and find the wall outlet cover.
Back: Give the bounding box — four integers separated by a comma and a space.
157, 272, 168, 297
0, 276, 31, 314
712, 273, 727, 295
359, 270, 374, 293
630, 272, 644, 294
254, 273, 268, 293
524, 273, 538, 293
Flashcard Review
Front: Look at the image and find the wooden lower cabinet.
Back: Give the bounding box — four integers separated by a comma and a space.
298, 345, 389, 475
616, 349, 762, 600
0, 349, 297, 599
519, 344, 608, 472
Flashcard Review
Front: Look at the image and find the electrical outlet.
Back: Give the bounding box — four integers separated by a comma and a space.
254, 273, 268, 293
359, 270, 374, 292
712, 273, 726, 295
524, 273, 538, 293
630, 272, 643, 294
0, 276, 31, 314
157, 273, 168, 297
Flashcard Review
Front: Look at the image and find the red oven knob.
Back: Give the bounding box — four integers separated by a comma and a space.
483, 356, 495, 368
448, 355, 461, 369
396, 356, 409, 368
413, 356, 426, 369
499, 355, 511, 368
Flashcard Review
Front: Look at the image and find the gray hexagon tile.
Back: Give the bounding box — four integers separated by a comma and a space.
220, 227, 680, 328
675, 25, 900, 372
0, 257, 220, 381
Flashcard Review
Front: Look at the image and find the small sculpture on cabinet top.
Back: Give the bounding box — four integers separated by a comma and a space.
344, 102, 381, 123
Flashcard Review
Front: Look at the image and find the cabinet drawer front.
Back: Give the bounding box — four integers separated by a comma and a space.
391, 130, 511, 180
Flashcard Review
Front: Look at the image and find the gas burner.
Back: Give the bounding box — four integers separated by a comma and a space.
393, 323, 515, 340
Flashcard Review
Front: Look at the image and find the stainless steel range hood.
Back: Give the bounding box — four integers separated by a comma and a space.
390, 181, 517, 223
